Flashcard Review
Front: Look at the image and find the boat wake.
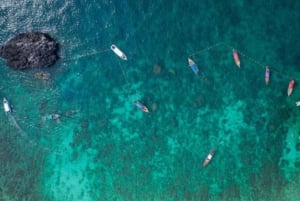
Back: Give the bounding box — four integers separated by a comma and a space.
6, 113, 63, 155
7, 113, 27, 137
3, 98, 63, 155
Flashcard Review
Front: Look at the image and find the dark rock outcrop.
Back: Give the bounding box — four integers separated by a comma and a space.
0, 32, 58, 70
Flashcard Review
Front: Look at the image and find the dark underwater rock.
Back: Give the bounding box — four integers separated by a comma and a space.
0, 32, 58, 70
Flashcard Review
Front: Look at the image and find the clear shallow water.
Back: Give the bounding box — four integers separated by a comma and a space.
1, 0, 300, 200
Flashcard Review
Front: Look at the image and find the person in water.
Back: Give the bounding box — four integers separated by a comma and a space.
42, 113, 61, 123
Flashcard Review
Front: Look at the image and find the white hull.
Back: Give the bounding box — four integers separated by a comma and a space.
111, 44, 127, 60
203, 149, 216, 167
3, 98, 11, 113
288, 88, 293, 96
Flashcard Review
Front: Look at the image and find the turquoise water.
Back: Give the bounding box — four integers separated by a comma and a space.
1, 0, 300, 200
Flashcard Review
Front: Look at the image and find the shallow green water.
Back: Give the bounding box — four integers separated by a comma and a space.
0, 0, 300, 200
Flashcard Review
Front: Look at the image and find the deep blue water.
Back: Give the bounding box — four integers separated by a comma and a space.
1, 0, 300, 200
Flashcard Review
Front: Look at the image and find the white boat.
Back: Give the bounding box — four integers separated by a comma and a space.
3, 98, 11, 113
111, 44, 127, 60
134, 100, 150, 113
202, 149, 216, 167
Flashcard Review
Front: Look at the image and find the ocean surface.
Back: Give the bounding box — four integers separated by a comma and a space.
0, 0, 300, 200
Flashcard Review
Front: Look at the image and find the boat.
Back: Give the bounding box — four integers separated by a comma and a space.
287, 79, 295, 96
3, 98, 11, 113
188, 58, 199, 75
232, 49, 240, 68
134, 100, 149, 113
203, 149, 216, 167
110, 44, 127, 60
265, 66, 270, 85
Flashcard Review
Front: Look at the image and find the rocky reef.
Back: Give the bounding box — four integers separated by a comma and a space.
0, 32, 58, 70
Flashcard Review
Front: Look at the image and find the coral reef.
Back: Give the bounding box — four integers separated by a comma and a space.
0, 130, 44, 201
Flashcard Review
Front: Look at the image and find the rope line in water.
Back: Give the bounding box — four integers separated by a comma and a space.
116, 58, 140, 99
223, 43, 266, 68
64, 41, 298, 96
225, 44, 293, 80
189, 42, 296, 81
118, 59, 131, 87
188, 42, 225, 57
63, 41, 290, 82
61, 48, 110, 62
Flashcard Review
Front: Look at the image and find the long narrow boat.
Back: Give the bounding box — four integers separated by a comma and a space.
287, 79, 295, 96
188, 58, 199, 75
203, 149, 216, 167
111, 44, 127, 60
134, 100, 149, 113
265, 66, 270, 85
3, 97, 11, 113
232, 49, 240, 68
